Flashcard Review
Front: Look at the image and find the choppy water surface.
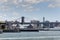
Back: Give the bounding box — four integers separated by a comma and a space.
0, 31, 60, 40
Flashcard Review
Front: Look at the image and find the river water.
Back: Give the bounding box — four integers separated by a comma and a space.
0, 31, 60, 40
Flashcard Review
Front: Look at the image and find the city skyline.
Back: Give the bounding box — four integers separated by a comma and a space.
0, 0, 60, 22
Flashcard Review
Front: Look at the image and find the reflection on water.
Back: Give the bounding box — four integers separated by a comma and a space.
0, 31, 60, 40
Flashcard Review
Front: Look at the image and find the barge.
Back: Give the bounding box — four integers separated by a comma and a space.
3, 28, 39, 32
20, 28, 39, 32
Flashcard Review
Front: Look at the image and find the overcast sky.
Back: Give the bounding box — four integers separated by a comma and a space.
0, 0, 60, 22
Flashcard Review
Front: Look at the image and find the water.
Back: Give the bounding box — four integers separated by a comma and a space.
0, 31, 60, 40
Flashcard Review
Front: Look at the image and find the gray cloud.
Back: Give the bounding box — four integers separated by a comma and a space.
48, 0, 60, 8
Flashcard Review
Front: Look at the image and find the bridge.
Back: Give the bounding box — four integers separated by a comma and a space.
0, 16, 59, 28
0, 16, 60, 32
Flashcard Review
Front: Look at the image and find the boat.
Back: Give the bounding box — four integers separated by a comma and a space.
20, 28, 39, 32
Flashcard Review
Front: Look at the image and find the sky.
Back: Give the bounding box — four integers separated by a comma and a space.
0, 0, 60, 22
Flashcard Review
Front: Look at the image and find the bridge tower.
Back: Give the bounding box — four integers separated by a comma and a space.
21, 16, 25, 24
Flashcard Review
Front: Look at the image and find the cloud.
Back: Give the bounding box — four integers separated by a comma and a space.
0, 0, 49, 12
24, 0, 49, 4
48, 3, 60, 8
0, 5, 11, 11
12, 12, 20, 19
24, 6, 39, 12
2, 0, 60, 12
48, 0, 60, 8
12, 12, 20, 16
0, 0, 8, 3
48, 4, 55, 8
0, 13, 7, 21
52, 0, 60, 3
20, 0, 49, 12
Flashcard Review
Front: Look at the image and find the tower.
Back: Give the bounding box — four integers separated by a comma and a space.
43, 17, 45, 22
43, 17, 45, 28
21, 16, 25, 24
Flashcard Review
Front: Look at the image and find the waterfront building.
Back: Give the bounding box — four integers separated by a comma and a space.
43, 21, 50, 28
5, 21, 13, 30
27, 24, 33, 28
5, 21, 20, 30
50, 23, 54, 28
31, 20, 40, 29
54, 20, 59, 27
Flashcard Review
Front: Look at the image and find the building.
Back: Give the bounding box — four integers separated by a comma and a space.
43, 21, 50, 28
31, 20, 40, 29
0, 20, 20, 30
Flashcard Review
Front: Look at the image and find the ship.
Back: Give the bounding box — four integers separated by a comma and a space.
19, 24, 39, 32
20, 28, 39, 32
